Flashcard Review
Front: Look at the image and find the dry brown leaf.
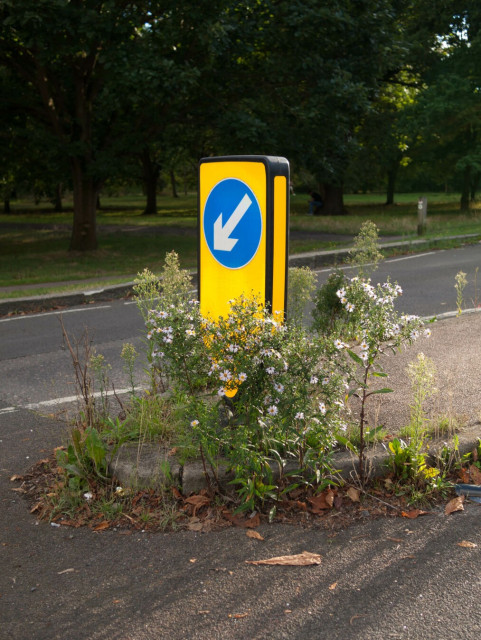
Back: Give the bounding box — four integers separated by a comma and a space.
401, 509, 428, 519
172, 487, 183, 500
457, 540, 477, 548
10, 474, 22, 482
184, 494, 210, 516
187, 521, 203, 532
30, 502, 41, 514
189, 558, 197, 563
347, 487, 360, 503
387, 537, 404, 543
467, 465, 481, 484
92, 520, 110, 531
445, 496, 465, 515
246, 530, 264, 541
223, 511, 261, 529
329, 582, 338, 590
228, 613, 249, 619
308, 489, 336, 514
246, 551, 321, 566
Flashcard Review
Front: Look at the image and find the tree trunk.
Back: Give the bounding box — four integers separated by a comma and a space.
69, 159, 98, 251
53, 184, 63, 212
141, 148, 160, 215
460, 165, 470, 211
470, 171, 480, 202
4, 199, 11, 213
170, 168, 179, 198
385, 164, 398, 205
322, 184, 347, 215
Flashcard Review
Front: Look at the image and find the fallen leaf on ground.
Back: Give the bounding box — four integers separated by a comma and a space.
198, 610, 210, 615
57, 568, 75, 575
184, 494, 210, 516
246, 530, 264, 541
228, 612, 249, 619
10, 475, 22, 482
401, 509, 428, 519
467, 465, 481, 484
92, 521, 110, 531
187, 521, 203, 532
387, 537, 404, 543
329, 582, 338, 590
346, 487, 360, 503
457, 540, 477, 548
308, 489, 336, 513
189, 558, 197, 563
223, 511, 261, 529
172, 487, 183, 500
246, 551, 321, 566
445, 496, 465, 515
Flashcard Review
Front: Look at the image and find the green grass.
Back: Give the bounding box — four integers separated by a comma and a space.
2, 191, 481, 297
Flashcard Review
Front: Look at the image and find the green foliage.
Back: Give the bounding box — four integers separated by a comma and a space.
455, 270, 468, 315
287, 266, 316, 329
311, 269, 349, 336
347, 220, 384, 278
56, 427, 108, 494
145, 292, 349, 510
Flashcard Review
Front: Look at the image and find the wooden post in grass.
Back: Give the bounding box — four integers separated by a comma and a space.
417, 197, 427, 236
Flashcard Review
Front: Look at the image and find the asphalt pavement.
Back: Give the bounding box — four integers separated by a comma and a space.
2, 235, 481, 639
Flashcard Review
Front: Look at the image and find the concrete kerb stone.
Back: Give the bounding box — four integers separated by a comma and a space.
109, 418, 481, 496
2, 233, 479, 317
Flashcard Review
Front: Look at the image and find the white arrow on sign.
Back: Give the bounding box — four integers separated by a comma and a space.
213, 193, 252, 252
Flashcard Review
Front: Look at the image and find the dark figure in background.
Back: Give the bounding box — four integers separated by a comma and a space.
308, 190, 323, 215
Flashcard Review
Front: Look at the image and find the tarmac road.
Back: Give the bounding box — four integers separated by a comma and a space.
1, 407, 481, 640
2, 242, 481, 639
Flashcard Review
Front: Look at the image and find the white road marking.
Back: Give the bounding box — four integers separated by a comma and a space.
0, 386, 144, 415
0, 305, 112, 323
313, 251, 440, 274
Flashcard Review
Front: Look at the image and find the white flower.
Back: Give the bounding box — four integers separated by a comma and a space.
360, 352, 368, 362
228, 344, 239, 353
83, 492, 93, 501
360, 340, 368, 351
310, 376, 318, 384
318, 402, 326, 415
410, 329, 419, 340
190, 420, 199, 427
147, 331, 153, 340
336, 288, 346, 298
340, 297, 348, 305
274, 382, 284, 393
424, 328, 432, 338
163, 336, 173, 344
346, 302, 355, 313
238, 372, 247, 382
295, 412, 304, 420
322, 377, 330, 386
219, 369, 232, 382
159, 310, 168, 319
185, 329, 196, 337
218, 387, 226, 396
266, 366, 276, 375
267, 405, 278, 416
334, 339, 344, 350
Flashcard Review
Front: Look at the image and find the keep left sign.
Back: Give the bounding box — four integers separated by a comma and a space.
203, 178, 262, 269
199, 156, 289, 321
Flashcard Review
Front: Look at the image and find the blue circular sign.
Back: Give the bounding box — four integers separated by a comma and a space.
203, 178, 262, 270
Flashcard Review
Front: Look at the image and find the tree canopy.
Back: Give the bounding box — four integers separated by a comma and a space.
0, 1, 478, 247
